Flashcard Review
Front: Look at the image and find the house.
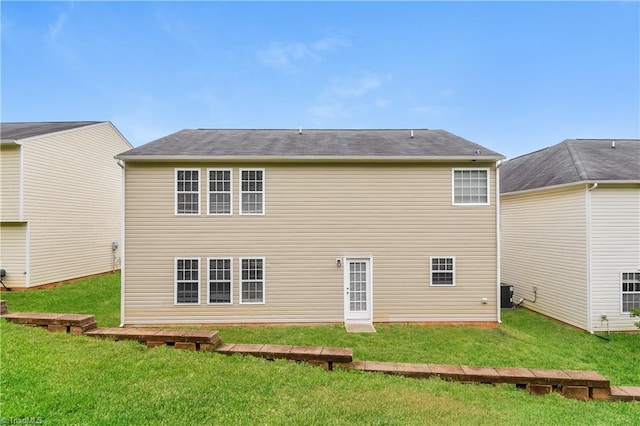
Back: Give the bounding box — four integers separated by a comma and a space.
115, 129, 505, 326
501, 139, 640, 332
0, 121, 132, 289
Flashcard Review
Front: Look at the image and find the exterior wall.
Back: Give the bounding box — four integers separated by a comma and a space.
0, 223, 27, 287
501, 185, 589, 330
590, 185, 640, 332
123, 161, 499, 325
21, 122, 130, 287
1, 144, 22, 221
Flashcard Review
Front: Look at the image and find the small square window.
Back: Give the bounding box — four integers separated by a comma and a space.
430, 257, 455, 286
453, 169, 489, 205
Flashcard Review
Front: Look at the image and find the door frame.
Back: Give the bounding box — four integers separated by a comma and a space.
343, 256, 373, 323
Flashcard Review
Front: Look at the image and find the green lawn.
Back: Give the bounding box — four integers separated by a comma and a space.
1, 274, 639, 425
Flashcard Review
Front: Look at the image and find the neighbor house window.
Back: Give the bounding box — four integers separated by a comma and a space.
430, 257, 455, 286
453, 169, 489, 205
621, 272, 640, 313
175, 258, 200, 304
208, 258, 232, 304
240, 257, 265, 303
176, 169, 200, 215
240, 169, 264, 215
208, 169, 232, 215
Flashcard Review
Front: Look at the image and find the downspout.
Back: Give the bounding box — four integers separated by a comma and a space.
117, 159, 126, 328
496, 159, 504, 324
586, 182, 598, 333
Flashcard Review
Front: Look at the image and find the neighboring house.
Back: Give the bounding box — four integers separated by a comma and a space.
0, 121, 132, 289
501, 139, 640, 332
115, 129, 504, 326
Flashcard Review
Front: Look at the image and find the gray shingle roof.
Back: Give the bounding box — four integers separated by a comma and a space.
501, 139, 640, 194
116, 129, 503, 160
0, 121, 102, 142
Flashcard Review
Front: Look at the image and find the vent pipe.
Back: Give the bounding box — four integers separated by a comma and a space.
410, 130, 414, 138
611, 141, 615, 149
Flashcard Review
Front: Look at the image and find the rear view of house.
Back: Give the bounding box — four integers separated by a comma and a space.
116, 129, 504, 326
501, 139, 640, 332
0, 121, 132, 289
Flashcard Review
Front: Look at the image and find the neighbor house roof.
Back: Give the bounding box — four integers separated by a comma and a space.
0, 121, 103, 142
501, 139, 640, 194
116, 129, 504, 161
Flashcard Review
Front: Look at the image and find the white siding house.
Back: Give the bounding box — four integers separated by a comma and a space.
0, 121, 132, 289
501, 139, 640, 332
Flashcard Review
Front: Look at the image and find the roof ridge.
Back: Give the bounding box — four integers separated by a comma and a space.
563, 140, 590, 181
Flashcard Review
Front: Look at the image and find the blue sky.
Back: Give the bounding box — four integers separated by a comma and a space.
1, 1, 638, 158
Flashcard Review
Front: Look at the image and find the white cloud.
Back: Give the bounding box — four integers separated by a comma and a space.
308, 103, 350, 121
48, 10, 68, 41
375, 99, 390, 108
330, 74, 382, 98
256, 36, 348, 72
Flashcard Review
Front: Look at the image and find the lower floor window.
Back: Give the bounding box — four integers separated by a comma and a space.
622, 272, 640, 313
430, 257, 455, 286
241, 257, 265, 303
209, 258, 232, 304
176, 258, 200, 304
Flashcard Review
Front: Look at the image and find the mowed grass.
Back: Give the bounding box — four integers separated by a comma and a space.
1, 274, 639, 425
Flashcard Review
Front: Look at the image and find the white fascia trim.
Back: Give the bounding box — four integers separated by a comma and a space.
501, 180, 640, 197
115, 155, 505, 163
12, 122, 108, 144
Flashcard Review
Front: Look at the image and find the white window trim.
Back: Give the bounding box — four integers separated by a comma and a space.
174, 257, 201, 305
207, 168, 233, 216
429, 256, 456, 287
175, 168, 201, 216
207, 257, 233, 305
620, 271, 640, 314
239, 257, 266, 304
451, 168, 491, 206
239, 168, 265, 215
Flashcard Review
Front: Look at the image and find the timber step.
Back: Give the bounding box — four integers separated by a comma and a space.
349, 361, 616, 400
216, 343, 353, 370
1, 300, 7, 315
1, 312, 97, 334
84, 328, 221, 351
608, 386, 640, 402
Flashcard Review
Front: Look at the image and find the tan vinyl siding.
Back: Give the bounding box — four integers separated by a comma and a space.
501, 186, 588, 330
590, 185, 640, 332
21, 123, 129, 286
1, 144, 21, 221
0, 223, 27, 287
123, 162, 498, 325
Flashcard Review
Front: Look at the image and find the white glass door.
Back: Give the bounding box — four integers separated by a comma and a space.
344, 258, 372, 322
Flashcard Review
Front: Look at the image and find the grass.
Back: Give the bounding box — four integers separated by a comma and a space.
1, 273, 639, 424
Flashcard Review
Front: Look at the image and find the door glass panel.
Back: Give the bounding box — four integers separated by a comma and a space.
350, 261, 367, 312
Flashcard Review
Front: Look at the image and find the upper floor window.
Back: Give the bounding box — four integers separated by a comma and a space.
208, 169, 232, 215
453, 169, 489, 205
175, 258, 200, 304
621, 272, 640, 313
176, 169, 200, 215
430, 257, 455, 286
240, 169, 264, 215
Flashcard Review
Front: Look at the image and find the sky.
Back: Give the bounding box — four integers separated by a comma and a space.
1, 1, 638, 159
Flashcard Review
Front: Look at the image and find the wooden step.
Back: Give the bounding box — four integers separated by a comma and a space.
84, 327, 221, 350
0, 300, 7, 315
216, 343, 353, 370
609, 386, 640, 402
2, 312, 96, 327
